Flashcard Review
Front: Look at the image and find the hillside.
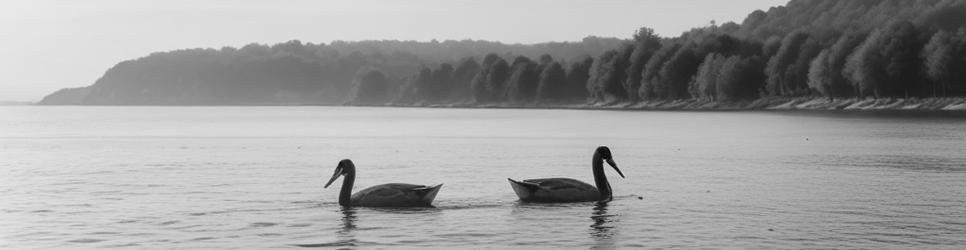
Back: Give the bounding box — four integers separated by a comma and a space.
40, 38, 623, 105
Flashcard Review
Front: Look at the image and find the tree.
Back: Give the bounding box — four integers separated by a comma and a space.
807, 50, 833, 97
845, 21, 923, 98
845, 29, 886, 98
783, 37, 823, 96
821, 32, 866, 98
717, 55, 766, 101
536, 62, 567, 103
765, 30, 810, 96
656, 44, 700, 100
625, 27, 663, 101
880, 21, 923, 97
470, 54, 510, 103
483, 58, 511, 102
426, 63, 453, 102
639, 43, 682, 100
922, 29, 966, 97
450, 57, 481, 102
587, 50, 618, 102
691, 53, 725, 100
565, 57, 593, 102
536, 54, 554, 73
587, 43, 634, 103
505, 56, 540, 103
399, 67, 432, 103
350, 67, 392, 104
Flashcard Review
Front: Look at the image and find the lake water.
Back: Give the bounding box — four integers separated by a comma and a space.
2, 106, 965, 249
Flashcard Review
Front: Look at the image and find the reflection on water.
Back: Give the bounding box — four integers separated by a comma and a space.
590, 202, 618, 249
292, 207, 357, 248
337, 207, 357, 246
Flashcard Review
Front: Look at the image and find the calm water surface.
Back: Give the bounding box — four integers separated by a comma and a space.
1, 106, 965, 249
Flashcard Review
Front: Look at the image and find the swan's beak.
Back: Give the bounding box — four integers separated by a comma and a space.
324, 168, 343, 188
606, 158, 624, 178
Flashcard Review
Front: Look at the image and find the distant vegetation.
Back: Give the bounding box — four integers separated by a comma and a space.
41, 0, 966, 107
40, 38, 622, 105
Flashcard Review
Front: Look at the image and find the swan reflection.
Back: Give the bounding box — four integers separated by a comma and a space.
333, 206, 358, 247
590, 202, 618, 249
291, 206, 358, 248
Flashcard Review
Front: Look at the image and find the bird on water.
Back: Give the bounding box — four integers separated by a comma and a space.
324, 159, 442, 207
508, 146, 625, 203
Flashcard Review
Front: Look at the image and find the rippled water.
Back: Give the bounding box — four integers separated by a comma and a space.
2, 106, 966, 249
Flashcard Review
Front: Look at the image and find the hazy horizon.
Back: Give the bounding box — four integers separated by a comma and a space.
1, 0, 787, 102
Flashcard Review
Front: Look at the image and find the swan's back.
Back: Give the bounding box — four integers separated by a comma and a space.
508, 178, 600, 203
350, 183, 442, 207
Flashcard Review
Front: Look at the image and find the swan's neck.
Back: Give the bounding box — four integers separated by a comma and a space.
592, 152, 612, 200
339, 167, 355, 206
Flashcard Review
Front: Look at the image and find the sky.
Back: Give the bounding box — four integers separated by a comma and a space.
0, 0, 787, 102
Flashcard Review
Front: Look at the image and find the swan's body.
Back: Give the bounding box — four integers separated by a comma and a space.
325, 159, 442, 207
508, 178, 603, 202
508, 146, 624, 203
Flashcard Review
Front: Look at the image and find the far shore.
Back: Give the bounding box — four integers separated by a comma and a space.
376, 97, 966, 112
23, 97, 966, 112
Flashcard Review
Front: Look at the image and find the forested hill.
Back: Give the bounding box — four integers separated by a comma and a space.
38, 38, 622, 105
41, 0, 966, 107
38, 38, 623, 105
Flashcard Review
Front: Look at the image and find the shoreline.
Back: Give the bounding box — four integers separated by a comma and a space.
27, 97, 966, 112
379, 97, 966, 112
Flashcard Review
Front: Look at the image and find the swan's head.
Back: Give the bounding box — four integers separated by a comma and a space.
596, 146, 624, 178
324, 159, 355, 188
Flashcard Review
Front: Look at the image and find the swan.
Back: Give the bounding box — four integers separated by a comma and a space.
508, 146, 624, 203
325, 159, 442, 207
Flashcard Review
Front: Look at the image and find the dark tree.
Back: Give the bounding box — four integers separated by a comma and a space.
807, 50, 833, 97
625, 27, 663, 101
536, 62, 566, 103
765, 30, 810, 96
783, 37, 823, 96
587, 50, 618, 102
397, 67, 432, 103
565, 57, 593, 102
691, 53, 726, 100
656, 44, 700, 100
537, 54, 554, 72
483, 58, 511, 102
846, 21, 924, 98
717, 55, 766, 101
426, 63, 454, 102
450, 57, 481, 102
587, 44, 633, 103
505, 56, 540, 103
880, 21, 923, 97
639, 43, 681, 100
810, 33, 865, 98
470, 54, 509, 103
350, 67, 392, 105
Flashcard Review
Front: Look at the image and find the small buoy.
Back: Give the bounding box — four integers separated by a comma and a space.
768, 228, 774, 231
637, 196, 643, 200
706, 190, 711, 193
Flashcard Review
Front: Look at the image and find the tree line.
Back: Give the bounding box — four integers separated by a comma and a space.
348, 0, 966, 105
40, 38, 621, 105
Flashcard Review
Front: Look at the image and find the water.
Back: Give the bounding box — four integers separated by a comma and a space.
2, 106, 965, 249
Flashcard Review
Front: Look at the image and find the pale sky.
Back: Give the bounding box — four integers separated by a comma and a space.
0, 0, 786, 102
